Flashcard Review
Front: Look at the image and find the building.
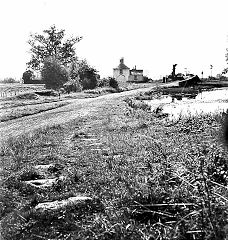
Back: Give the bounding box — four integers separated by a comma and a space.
129, 66, 144, 82
113, 58, 130, 82
113, 58, 144, 83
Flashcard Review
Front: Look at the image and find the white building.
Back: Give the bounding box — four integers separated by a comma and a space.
113, 58, 144, 82
113, 58, 130, 82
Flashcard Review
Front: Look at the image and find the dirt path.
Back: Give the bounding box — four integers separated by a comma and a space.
0, 82, 178, 145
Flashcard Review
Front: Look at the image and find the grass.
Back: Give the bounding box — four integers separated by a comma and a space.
0, 101, 70, 122
0, 87, 116, 123
1, 93, 228, 239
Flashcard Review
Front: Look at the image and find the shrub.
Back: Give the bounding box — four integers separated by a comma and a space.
143, 76, 152, 82
109, 77, 119, 89
97, 78, 110, 87
22, 70, 35, 83
68, 60, 98, 90
41, 57, 70, 89
63, 78, 82, 93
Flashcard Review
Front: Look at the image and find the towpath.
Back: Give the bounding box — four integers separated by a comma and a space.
0, 82, 178, 145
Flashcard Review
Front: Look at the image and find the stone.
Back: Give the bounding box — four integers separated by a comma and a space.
35, 196, 93, 212
34, 164, 53, 170
33, 163, 64, 177
80, 138, 98, 141
33, 196, 104, 219
86, 143, 102, 146
24, 178, 58, 189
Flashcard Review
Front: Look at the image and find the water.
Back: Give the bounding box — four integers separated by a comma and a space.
145, 88, 228, 119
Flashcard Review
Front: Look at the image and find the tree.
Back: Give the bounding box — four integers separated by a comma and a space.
22, 70, 35, 83
27, 25, 82, 71
68, 60, 98, 89
41, 57, 70, 89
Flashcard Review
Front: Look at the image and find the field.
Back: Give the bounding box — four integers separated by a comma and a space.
0, 84, 113, 123
0, 82, 160, 123
1, 82, 228, 239
0, 83, 45, 98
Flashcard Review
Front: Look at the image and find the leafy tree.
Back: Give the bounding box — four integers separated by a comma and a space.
27, 25, 82, 71
68, 60, 98, 89
22, 70, 35, 83
41, 57, 70, 89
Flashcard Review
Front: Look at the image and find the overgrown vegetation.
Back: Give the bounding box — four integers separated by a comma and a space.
22, 70, 36, 84
0, 77, 18, 83
1, 95, 228, 239
0, 100, 69, 122
24, 25, 99, 91
27, 25, 82, 71
41, 57, 70, 89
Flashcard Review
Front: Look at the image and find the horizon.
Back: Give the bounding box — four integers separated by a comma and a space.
0, 0, 228, 80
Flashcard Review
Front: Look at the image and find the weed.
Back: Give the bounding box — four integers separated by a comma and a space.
1, 99, 228, 239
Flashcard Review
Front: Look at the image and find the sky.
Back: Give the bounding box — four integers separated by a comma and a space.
0, 0, 228, 80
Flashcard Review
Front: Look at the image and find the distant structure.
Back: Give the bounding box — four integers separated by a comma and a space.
113, 58, 144, 82
113, 58, 130, 82
129, 66, 144, 82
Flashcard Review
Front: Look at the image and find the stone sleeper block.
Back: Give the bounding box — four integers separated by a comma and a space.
35, 196, 93, 211
86, 143, 102, 146
80, 138, 98, 141
24, 178, 57, 188
34, 164, 54, 171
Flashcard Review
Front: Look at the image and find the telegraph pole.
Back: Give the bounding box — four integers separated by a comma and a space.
210, 65, 213, 78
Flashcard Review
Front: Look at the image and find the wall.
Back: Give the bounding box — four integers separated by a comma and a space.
128, 74, 144, 82
113, 69, 130, 82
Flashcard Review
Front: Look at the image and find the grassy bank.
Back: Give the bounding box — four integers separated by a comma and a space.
0, 87, 118, 122
0, 101, 70, 122
1, 97, 228, 239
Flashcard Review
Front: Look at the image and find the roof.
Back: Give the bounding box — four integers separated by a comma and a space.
114, 63, 130, 70
130, 69, 143, 73
113, 58, 130, 70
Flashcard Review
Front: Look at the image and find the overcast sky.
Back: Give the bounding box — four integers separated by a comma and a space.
0, 0, 228, 80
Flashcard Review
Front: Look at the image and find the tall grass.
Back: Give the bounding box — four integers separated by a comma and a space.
1, 103, 228, 239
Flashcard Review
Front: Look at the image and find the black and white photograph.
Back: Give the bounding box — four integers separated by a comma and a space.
1, 0, 228, 239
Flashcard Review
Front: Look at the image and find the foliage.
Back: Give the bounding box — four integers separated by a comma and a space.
216, 74, 228, 81
143, 76, 152, 83
41, 57, 70, 89
27, 25, 82, 71
63, 77, 82, 93
68, 60, 98, 89
109, 77, 119, 89
22, 70, 35, 83
1, 77, 17, 83
97, 78, 110, 87
2, 93, 228, 239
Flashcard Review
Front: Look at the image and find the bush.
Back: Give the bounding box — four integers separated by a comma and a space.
143, 76, 152, 82
69, 60, 98, 90
97, 78, 110, 87
41, 57, 70, 89
78, 61, 98, 89
109, 77, 119, 89
22, 70, 35, 83
63, 78, 82, 93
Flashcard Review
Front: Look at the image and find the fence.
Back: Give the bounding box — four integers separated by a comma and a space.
0, 84, 46, 99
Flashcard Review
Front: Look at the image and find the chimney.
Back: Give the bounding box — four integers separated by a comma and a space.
120, 58, 124, 64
